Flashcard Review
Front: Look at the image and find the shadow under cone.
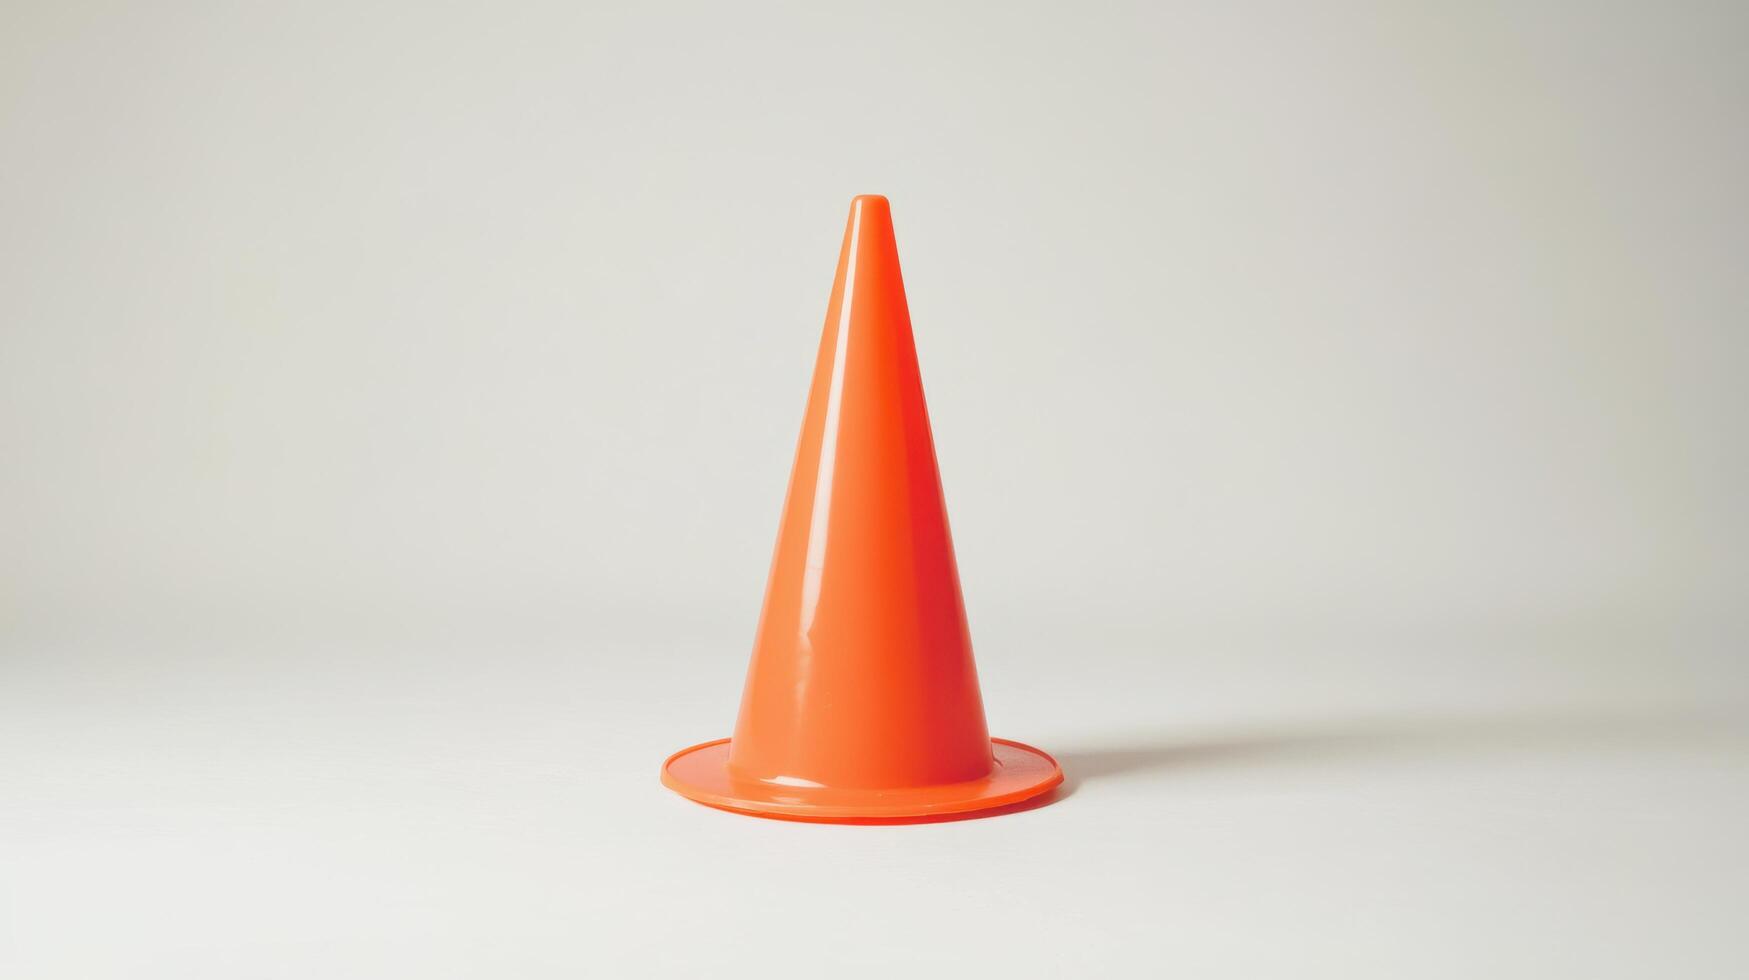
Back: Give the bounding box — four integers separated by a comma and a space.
661, 196, 1061, 822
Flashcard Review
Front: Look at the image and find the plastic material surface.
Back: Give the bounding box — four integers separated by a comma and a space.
661, 195, 1062, 821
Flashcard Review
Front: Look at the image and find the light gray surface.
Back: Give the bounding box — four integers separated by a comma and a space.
3, 1, 1746, 976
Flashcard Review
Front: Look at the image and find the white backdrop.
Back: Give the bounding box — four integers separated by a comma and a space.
3, 2, 1745, 976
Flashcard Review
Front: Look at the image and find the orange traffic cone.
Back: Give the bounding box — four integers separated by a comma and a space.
661, 195, 1061, 822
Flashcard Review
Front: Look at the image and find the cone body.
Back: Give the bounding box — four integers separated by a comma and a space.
661, 195, 1060, 821
728, 196, 992, 790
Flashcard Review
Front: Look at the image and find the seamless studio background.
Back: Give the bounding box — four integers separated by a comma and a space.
2, 1, 1746, 977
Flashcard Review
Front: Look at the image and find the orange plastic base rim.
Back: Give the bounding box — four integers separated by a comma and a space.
661, 737, 1063, 823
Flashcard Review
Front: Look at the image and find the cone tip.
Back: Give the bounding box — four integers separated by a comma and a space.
850, 194, 890, 209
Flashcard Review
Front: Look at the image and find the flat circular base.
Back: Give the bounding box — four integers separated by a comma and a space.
660, 737, 1063, 822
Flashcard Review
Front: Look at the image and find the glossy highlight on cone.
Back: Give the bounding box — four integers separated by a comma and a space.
661, 195, 1061, 822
